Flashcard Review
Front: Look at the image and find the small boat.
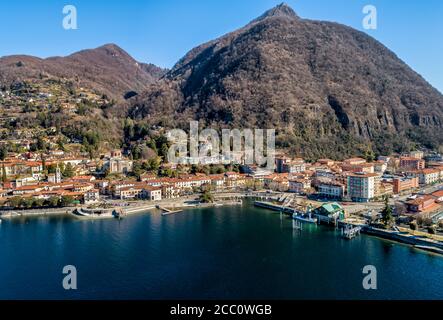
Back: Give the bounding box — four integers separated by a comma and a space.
293, 214, 318, 224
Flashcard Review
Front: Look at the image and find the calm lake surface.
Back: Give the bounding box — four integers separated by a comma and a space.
0, 202, 442, 300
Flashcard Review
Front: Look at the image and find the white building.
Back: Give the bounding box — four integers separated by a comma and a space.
347, 172, 380, 202
143, 187, 162, 201
317, 182, 345, 199
417, 169, 440, 185
84, 189, 100, 204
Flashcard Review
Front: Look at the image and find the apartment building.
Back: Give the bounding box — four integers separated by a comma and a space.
347, 172, 380, 202
317, 181, 345, 199
400, 157, 425, 171
417, 168, 440, 185
393, 176, 419, 194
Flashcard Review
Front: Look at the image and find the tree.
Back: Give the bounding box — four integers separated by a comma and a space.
63, 163, 75, 178
146, 139, 158, 154
21, 197, 34, 209
364, 147, 376, 163
381, 196, 394, 227
59, 196, 74, 207
160, 143, 170, 161
0, 145, 7, 160
8, 196, 22, 208
46, 197, 60, 208
200, 189, 214, 203
41, 154, 46, 172
132, 162, 144, 180
47, 164, 57, 174
1, 165, 7, 183
147, 157, 161, 172
32, 198, 45, 208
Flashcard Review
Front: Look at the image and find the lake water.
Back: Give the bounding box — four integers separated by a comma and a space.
0, 202, 442, 300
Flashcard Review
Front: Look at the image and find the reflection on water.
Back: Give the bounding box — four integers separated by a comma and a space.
0, 203, 442, 300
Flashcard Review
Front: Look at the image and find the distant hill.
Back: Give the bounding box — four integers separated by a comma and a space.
129, 3, 443, 159
0, 44, 166, 101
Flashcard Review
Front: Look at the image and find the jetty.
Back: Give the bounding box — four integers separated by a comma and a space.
74, 208, 114, 219
157, 205, 183, 216
341, 224, 362, 239
254, 201, 296, 215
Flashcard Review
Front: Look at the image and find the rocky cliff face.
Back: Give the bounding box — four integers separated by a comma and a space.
130, 3, 443, 159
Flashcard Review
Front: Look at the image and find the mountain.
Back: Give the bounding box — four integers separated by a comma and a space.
0, 44, 166, 100
0, 44, 168, 154
130, 3, 443, 160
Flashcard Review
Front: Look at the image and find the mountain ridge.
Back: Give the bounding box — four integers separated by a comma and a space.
0, 44, 167, 100
0, 4, 442, 160
129, 4, 443, 159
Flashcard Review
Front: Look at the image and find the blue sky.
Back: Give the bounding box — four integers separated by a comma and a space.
0, 0, 442, 92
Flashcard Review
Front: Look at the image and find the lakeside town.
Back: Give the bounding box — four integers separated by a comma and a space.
1, 140, 443, 240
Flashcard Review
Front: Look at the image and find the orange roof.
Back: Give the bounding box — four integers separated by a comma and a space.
420, 168, 440, 174
407, 195, 435, 205
15, 185, 45, 191
432, 190, 443, 198
348, 172, 380, 178
344, 157, 366, 162
71, 175, 95, 180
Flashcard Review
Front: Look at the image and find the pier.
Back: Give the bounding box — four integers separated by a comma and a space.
157, 205, 183, 216
341, 224, 362, 239
254, 201, 296, 215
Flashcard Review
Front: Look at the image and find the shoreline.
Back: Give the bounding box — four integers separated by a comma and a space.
362, 226, 443, 255
0, 207, 75, 219
2, 196, 443, 257
0, 193, 253, 220
252, 201, 443, 256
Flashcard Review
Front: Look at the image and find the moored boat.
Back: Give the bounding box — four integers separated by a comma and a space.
292, 213, 318, 224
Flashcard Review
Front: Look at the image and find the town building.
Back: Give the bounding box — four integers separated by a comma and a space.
417, 168, 440, 185
392, 176, 419, 194
406, 195, 435, 213
431, 190, 443, 203
289, 179, 311, 194
400, 157, 425, 171
409, 150, 424, 159
347, 172, 380, 202
317, 181, 345, 200
143, 186, 162, 201
108, 158, 133, 174
343, 158, 367, 166
313, 202, 346, 224
84, 189, 100, 204
432, 190, 443, 203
